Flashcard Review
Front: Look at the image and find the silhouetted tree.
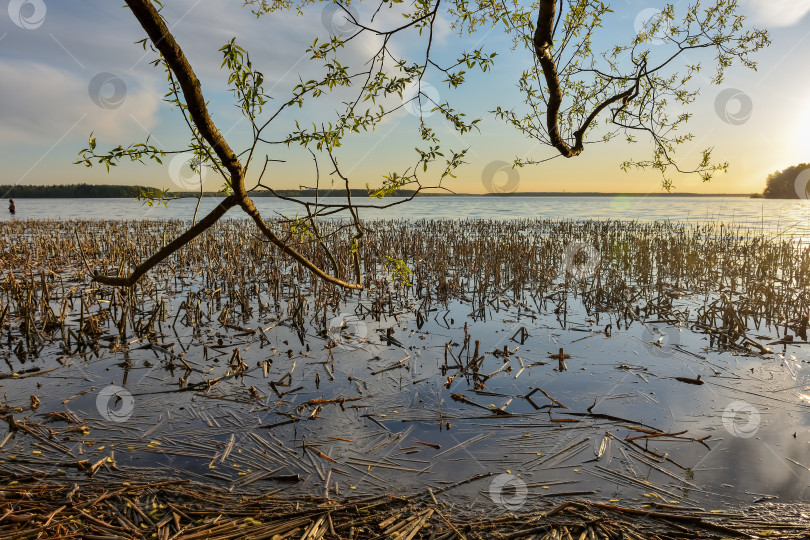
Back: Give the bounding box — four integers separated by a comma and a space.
763, 164, 810, 199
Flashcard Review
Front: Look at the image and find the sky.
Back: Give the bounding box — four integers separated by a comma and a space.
0, 0, 808, 196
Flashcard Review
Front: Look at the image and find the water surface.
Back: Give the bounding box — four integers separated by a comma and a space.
4, 195, 810, 236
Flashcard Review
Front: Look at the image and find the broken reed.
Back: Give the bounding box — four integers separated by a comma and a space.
1, 479, 808, 540
1, 218, 809, 360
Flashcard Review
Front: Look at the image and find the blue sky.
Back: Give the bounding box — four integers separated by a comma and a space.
0, 0, 808, 195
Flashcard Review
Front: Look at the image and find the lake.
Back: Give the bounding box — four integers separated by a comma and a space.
4, 195, 810, 235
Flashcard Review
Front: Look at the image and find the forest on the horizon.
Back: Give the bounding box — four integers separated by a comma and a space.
0, 184, 765, 199
2, 184, 164, 199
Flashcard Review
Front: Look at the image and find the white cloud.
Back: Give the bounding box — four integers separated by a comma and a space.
743, 0, 810, 27
432, 12, 453, 44
0, 60, 161, 144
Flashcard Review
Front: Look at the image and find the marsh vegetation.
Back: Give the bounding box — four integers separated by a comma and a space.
1, 217, 809, 538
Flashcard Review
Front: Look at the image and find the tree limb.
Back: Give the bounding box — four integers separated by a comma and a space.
99, 0, 364, 290
125, 0, 244, 189
93, 196, 237, 286
534, 0, 645, 159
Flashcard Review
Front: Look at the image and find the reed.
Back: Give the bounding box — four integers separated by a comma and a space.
2, 218, 808, 359
0, 479, 806, 539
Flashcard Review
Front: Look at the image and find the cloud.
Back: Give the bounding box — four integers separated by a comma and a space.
743, 0, 810, 27
0, 60, 161, 144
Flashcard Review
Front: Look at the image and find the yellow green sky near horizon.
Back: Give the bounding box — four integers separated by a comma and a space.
0, 1, 808, 197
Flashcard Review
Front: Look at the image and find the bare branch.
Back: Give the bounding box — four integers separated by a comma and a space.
93, 196, 237, 286
102, 0, 365, 290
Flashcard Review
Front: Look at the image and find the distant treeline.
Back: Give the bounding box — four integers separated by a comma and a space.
1, 184, 165, 198
245, 189, 418, 198
165, 190, 751, 198
762, 163, 810, 199
1, 185, 417, 199
2, 184, 764, 199
149, 189, 419, 198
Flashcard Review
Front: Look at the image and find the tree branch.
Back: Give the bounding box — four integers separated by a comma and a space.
126, 0, 244, 190
533, 0, 645, 159
102, 0, 364, 290
533, 0, 577, 158
93, 196, 237, 286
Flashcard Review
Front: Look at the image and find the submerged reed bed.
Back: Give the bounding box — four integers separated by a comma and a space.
1, 218, 810, 537
2, 218, 808, 361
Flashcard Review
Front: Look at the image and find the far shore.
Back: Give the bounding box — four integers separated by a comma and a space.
2, 190, 761, 199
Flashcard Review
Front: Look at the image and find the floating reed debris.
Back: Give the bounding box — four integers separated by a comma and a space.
0, 479, 807, 539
